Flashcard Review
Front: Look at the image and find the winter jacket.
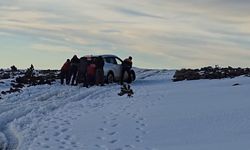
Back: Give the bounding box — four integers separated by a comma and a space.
61, 62, 71, 71
122, 58, 132, 69
78, 58, 88, 73
87, 63, 96, 76
95, 57, 104, 69
71, 56, 80, 67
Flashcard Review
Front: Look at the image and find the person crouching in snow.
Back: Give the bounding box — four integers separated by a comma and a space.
120, 56, 133, 84
60, 59, 71, 85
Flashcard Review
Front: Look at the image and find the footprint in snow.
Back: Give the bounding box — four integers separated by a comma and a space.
61, 141, 66, 145
125, 145, 134, 148
69, 141, 78, 148
43, 145, 50, 149
96, 136, 105, 140
58, 146, 65, 149
64, 135, 71, 140
109, 139, 118, 144
111, 118, 117, 121
99, 128, 106, 131
136, 127, 143, 131
103, 120, 109, 124
111, 124, 118, 127
108, 132, 117, 136
61, 128, 68, 132
95, 144, 107, 149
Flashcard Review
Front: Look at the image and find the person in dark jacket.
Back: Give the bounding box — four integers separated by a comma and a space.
60, 59, 71, 85
86, 58, 96, 86
95, 56, 105, 86
77, 57, 88, 87
70, 55, 80, 85
120, 56, 133, 84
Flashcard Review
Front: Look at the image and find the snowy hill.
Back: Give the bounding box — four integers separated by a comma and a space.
0, 69, 250, 150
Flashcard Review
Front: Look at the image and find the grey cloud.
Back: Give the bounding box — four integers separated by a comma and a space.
113, 7, 165, 20
1, 0, 250, 69
100, 29, 121, 33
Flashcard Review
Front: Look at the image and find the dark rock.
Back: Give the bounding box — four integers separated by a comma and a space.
1, 73, 10, 79
12, 83, 24, 88
232, 83, 240, 86
173, 69, 188, 81
173, 66, 250, 81
11, 65, 18, 72
16, 76, 29, 84
7, 88, 21, 93
1, 91, 7, 95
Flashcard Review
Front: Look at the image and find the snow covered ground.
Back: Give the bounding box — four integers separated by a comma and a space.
0, 69, 250, 150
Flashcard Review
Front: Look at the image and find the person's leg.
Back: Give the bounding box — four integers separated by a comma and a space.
77, 71, 83, 85
85, 74, 90, 88
95, 69, 100, 85
120, 68, 125, 84
83, 73, 87, 87
100, 69, 104, 86
71, 67, 77, 85
60, 71, 64, 85
127, 69, 132, 83
66, 71, 70, 85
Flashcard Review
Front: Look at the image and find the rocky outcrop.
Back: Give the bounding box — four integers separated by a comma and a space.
173, 66, 250, 82
0, 69, 59, 96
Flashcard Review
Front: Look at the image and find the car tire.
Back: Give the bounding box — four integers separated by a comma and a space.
107, 72, 114, 84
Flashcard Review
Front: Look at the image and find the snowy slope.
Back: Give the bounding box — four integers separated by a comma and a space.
1, 69, 250, 150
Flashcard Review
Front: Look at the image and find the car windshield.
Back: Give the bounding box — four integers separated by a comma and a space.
104, 57, 117, 64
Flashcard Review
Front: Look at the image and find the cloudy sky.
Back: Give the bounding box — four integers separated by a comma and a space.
0, 0, 250, 69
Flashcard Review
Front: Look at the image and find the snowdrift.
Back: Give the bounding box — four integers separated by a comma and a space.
0, 69, 250, 150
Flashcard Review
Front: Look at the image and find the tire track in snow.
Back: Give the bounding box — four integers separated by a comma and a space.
0, 86, 80, 149
0, 84, 119, 150
0, 69, 163, 150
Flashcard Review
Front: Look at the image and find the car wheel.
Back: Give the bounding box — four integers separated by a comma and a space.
131, 70, 136, 81
107, 72, 114, 84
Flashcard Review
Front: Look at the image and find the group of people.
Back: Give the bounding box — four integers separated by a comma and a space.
60, 55, 105, 87
60, 55, 133, 87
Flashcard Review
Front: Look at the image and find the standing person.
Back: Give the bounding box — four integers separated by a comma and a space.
86, 58, 96, 86
60, 59, 71, 85
77, 57, 88, 87
70, 55, 80, 85
95, 56, 105, 86
120, 56, 133, 84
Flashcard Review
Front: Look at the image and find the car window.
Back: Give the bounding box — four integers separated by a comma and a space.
104, 57, 117, 64
115, 58, 122, 65
110, 58, 117, 64
104, 58, 110, 63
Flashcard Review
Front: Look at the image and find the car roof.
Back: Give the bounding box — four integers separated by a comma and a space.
82, 54, 118, 58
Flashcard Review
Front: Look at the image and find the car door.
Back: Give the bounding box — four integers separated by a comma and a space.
114, 57, 123, 79
103, 57, 121, 81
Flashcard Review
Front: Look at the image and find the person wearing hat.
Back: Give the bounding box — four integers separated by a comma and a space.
120, 56, 133, 84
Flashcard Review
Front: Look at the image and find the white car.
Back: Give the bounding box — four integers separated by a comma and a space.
83, 55, 136, 84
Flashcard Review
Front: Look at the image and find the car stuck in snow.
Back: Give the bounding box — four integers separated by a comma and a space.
81, 55, 136, 84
